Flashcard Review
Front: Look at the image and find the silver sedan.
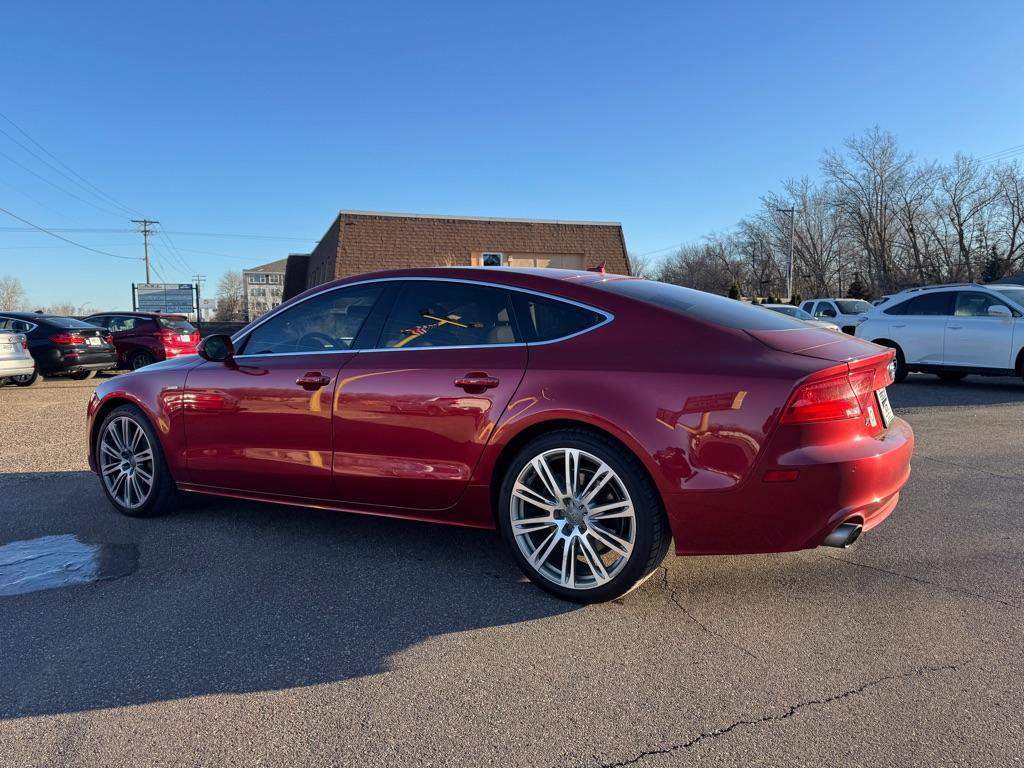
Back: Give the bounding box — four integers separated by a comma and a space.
0, 331, 37, 386
761, 303, 842, 331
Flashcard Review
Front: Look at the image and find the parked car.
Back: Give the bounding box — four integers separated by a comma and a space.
761, 303, 841, 331
800, 298, 874, 334
0, 312, 116, 380
83, 312, 200, 370
0, 329, 36, 386
87, 268, 913, 603
855, 282, 1024, 383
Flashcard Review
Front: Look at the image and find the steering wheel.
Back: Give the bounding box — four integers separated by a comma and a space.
298, 331, 343, 350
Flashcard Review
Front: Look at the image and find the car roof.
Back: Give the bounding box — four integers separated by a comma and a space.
86, 311, 187, 319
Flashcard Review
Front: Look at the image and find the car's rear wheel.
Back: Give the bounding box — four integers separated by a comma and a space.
936, 371, 967, 382
96, 404, 179, 517
129, 350, 156, 370
10, 370, 38, 386
498, 429, 670, 603
69, 370, 97, 380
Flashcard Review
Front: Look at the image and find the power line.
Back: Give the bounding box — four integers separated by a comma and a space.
0, 148, 127, 219
0, 110, 143, 217
0, 206, 142, 261
0, 225, 314, 241
131, 218, 160, 281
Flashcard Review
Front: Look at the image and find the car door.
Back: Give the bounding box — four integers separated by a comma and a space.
883, 291, 954, 364
183, 281, 385, 498
943, 291, 1017, 369
812, 301, 838, 321
332, 279, 527, 512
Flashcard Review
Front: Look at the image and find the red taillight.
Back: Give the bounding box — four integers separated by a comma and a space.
104, 333, 113, 344
782, 352, 895, 426
48, 333, 86, 345
21, 339, 28, 350
781, 374, 861, 424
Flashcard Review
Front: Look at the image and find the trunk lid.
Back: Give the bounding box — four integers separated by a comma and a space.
747, 327, 882, 363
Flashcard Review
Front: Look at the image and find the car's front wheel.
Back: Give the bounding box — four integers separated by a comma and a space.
96, 405, 179, 517
498, 429, 670, 603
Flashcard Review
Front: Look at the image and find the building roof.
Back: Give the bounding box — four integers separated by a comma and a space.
338, 209, 621, 226
244, 258, 288, 273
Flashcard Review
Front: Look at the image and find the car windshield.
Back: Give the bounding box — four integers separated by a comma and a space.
589, 279, 807, 330
767, 305, 814, 320
991, 287, 1024, 309
158, 317, 196, 332
834, 300, 872, 314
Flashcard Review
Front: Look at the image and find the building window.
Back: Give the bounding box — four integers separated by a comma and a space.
481, 252, 505, 267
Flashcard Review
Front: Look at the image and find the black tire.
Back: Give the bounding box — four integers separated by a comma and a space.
95, 404, 180, 517
69, 370, 97, 380
936, 371, 967, 382
129, 350, 156, 370
497, 428, 671, 603
875, 341, 908, 383
10, 369, 38, 387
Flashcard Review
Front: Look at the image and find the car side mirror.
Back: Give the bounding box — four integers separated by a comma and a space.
197, 334, 235, 363
987, 304, 1012, 318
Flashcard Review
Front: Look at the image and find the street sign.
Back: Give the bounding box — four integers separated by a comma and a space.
135, 283, 195, 314
199, 298, 218, 311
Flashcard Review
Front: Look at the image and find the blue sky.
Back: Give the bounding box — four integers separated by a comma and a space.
1, 0, 1022, 309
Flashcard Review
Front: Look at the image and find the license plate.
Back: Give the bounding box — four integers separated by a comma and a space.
180, 334, 191, 342
86, 337, 101, 346
875, 388, 894, 428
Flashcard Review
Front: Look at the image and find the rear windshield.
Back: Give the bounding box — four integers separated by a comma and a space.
834, 300, 872, 314
45, 317, 99, 329
158, 318, 196, 332
589, 279, 807, 330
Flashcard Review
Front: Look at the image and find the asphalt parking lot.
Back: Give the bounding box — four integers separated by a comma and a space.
1, 373, 1022, 767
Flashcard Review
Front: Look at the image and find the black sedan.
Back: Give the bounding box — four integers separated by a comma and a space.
0, 312, 117, 380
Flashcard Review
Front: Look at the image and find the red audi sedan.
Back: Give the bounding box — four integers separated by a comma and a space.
86, 268, 913, 602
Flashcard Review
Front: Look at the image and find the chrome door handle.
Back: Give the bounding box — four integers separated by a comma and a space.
454, 373, 500, 390
948, 324, 963, 330
296, 372, 331, 390
892, 323, 906, 328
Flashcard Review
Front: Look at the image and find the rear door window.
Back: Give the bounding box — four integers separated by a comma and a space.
379, 281, 518, 348
885, 292, 954, 316
814, 302, 838, 318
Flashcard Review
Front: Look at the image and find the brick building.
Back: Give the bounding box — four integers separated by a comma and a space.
283, 210, 630, 300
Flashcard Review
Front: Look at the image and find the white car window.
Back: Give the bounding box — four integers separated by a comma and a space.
815, 302, 838, 318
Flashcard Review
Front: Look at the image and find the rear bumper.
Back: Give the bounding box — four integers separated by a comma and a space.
667, 417, 914, 555
0, 358, 35, 377
35, 348, 117, 374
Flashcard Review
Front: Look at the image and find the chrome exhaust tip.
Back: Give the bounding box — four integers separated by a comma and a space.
822, 522, 863, 548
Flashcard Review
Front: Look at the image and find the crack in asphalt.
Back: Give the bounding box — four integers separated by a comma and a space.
588, 662, 963, 768
819, 553, 1017, 609
914, 453, 1022, 482
658, 567, 759, 660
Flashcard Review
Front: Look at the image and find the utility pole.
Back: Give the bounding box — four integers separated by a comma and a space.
776, 207, 796, 301
131, 219, 160, 283
192, 274, 206, 323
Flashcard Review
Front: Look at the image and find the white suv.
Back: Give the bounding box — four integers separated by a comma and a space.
854, 283, 1024, 382
800, 298, 874, 334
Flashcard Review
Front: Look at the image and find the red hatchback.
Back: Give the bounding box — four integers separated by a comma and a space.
86, 268, 913, 602
84, 312, 200, 370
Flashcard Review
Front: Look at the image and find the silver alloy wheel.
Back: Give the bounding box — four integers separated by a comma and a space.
10, 373, 34, 384
510, 448, 636, 590
99, 416, 155, 510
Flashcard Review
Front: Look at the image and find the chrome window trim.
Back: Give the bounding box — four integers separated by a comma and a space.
230, 276, 614, 357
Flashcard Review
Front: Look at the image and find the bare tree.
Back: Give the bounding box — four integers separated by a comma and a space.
822, 127, 913, 294
0, 276, 28, 310
992, 161, 1024, 275
626, 251, 656, 279
215, 271, 246, 321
